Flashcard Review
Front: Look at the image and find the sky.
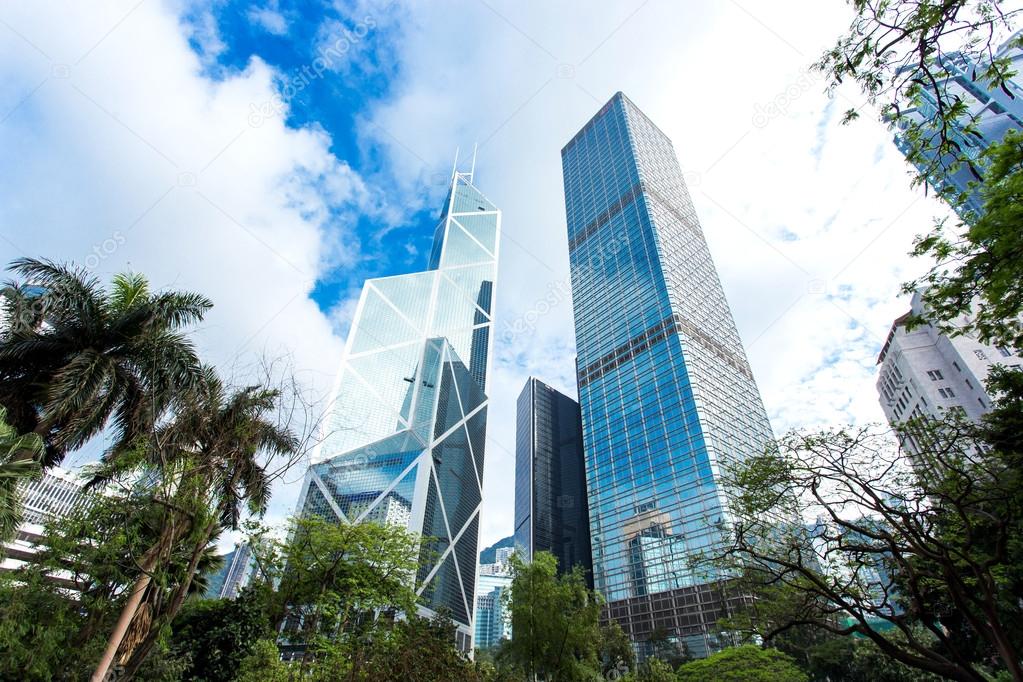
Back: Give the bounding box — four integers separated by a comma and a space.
0, 0, 957, 550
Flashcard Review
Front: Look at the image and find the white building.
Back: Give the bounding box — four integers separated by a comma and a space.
876, 291, 1021, 449
2, 466, 94, 574
474, 563, 512, 649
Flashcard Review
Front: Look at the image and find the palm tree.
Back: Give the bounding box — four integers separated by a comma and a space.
93, 368, 298, 681
0, 258, 211, 467
0, 406, 43, 543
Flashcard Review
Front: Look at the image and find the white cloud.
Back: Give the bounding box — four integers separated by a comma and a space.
0, 1, 361, 532
248, 3, 289, 36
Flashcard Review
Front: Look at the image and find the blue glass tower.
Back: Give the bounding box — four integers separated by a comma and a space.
297, 166, 500, 652
561, 93, 774, 657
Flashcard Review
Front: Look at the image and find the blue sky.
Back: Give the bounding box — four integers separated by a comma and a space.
0, 0, 958, 547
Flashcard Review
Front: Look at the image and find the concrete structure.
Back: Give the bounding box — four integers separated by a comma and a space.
514, 377, 592, 585
561, 92, 775, 657
296, 161, 500, 652
876, 290, 1021, 452
2, 467, 94, 575
206, 542, 255, 600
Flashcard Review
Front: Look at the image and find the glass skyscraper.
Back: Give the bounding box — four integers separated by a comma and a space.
894, 30, 1022, 218
514, 377, 593, 585
297, 167, 500, 652
561, 92, 775, 657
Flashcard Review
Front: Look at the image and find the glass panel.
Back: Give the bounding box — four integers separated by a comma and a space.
440, 221, 493, 268
350, 287, 422, 355
369, 271, 436, 333
441, 264, 495, 318
345, 342, 423, 435
430, 275, 487, 335
452, 214, 497, 255
451, 179, 496, 213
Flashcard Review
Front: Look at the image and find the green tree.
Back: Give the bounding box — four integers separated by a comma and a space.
0, 259, 210, 465
498, 551, 602, 681
0, 405, 43, 542
675, 645, 808, 682
98, 369, 300, 680
168, 587, 273, 682
234, 639, 290, 682
248, 515, 420, 645
633, 657, 677, 682
598, 620, 636, 678
713, 379, 1023, 682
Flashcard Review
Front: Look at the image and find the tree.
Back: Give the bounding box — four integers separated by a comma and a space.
713, 375, 1023, 682
0, 259, 210, 465
0, 405, 43, 542
498, 551, 602, 681
168, 587, 273, 682
598, 620, 636, 679
95, 368, 300, 680
817, 2, 1023, 347
248, 515, 420, 646
234, 639, 290, 682
907, 129, 1023, 349
675, 645, 808, 682
632, 657, 677, 682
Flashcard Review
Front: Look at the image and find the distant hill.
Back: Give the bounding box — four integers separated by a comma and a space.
478, 535, 514, 564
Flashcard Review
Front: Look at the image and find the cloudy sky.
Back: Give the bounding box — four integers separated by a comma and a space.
0, 0, 956, 549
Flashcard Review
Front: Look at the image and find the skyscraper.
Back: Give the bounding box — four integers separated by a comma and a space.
876, 289, 1021, 452
514, 377, 592, 585
894, 30, 1023, 218
561, 92, 775, 657
296, 165, 500, 652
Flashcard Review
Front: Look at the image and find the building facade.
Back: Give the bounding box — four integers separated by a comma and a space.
514, 377, 592, 584
474, 564, 513, 649
894, 30, 1023, 218
205, 542, 255, 600
561, 92, 775, 657
2, 467, 94, 577
876, 290, 1021, 450
296, 167, 500, 652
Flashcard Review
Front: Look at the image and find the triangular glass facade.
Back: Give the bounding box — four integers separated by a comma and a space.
298, 170, 500, 648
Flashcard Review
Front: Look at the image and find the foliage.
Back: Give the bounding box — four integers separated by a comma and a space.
675, 645, 808, 682
599, 620, 636, 678
0, 405, 43, 542
0, 486, 194, 680
908, 130, 1023, 348
234, 639, 290, 682
713, 369, 1023, 682
817, 0, 1021, 190
0, 260, 210, 465
168, 587, 272, 682
248, 515, 420, 643
498, 551, 602, 681
632, 657, 677, 682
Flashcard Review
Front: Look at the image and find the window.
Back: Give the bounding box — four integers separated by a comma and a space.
978, 397, 986, 408
974, 350, 988, 361
965, 379, 974, 390
997, 346, 1012, 357
953, 361, 961, 372
939, 387, 956, 399
926, 370, 944, 381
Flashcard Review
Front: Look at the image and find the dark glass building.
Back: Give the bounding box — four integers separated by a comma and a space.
514, 377, 593, 585
561, 93, 775, 657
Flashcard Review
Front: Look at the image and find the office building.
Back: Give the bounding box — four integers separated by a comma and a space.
206, 542, 255, 600
474, 561, 512, 649
514, 377, 592, 584
561, 92, 775, 657
894, 30, 1023, 218
876, 289, 1020, 451
296, 163, 500, 652
2, 467, 94, 577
